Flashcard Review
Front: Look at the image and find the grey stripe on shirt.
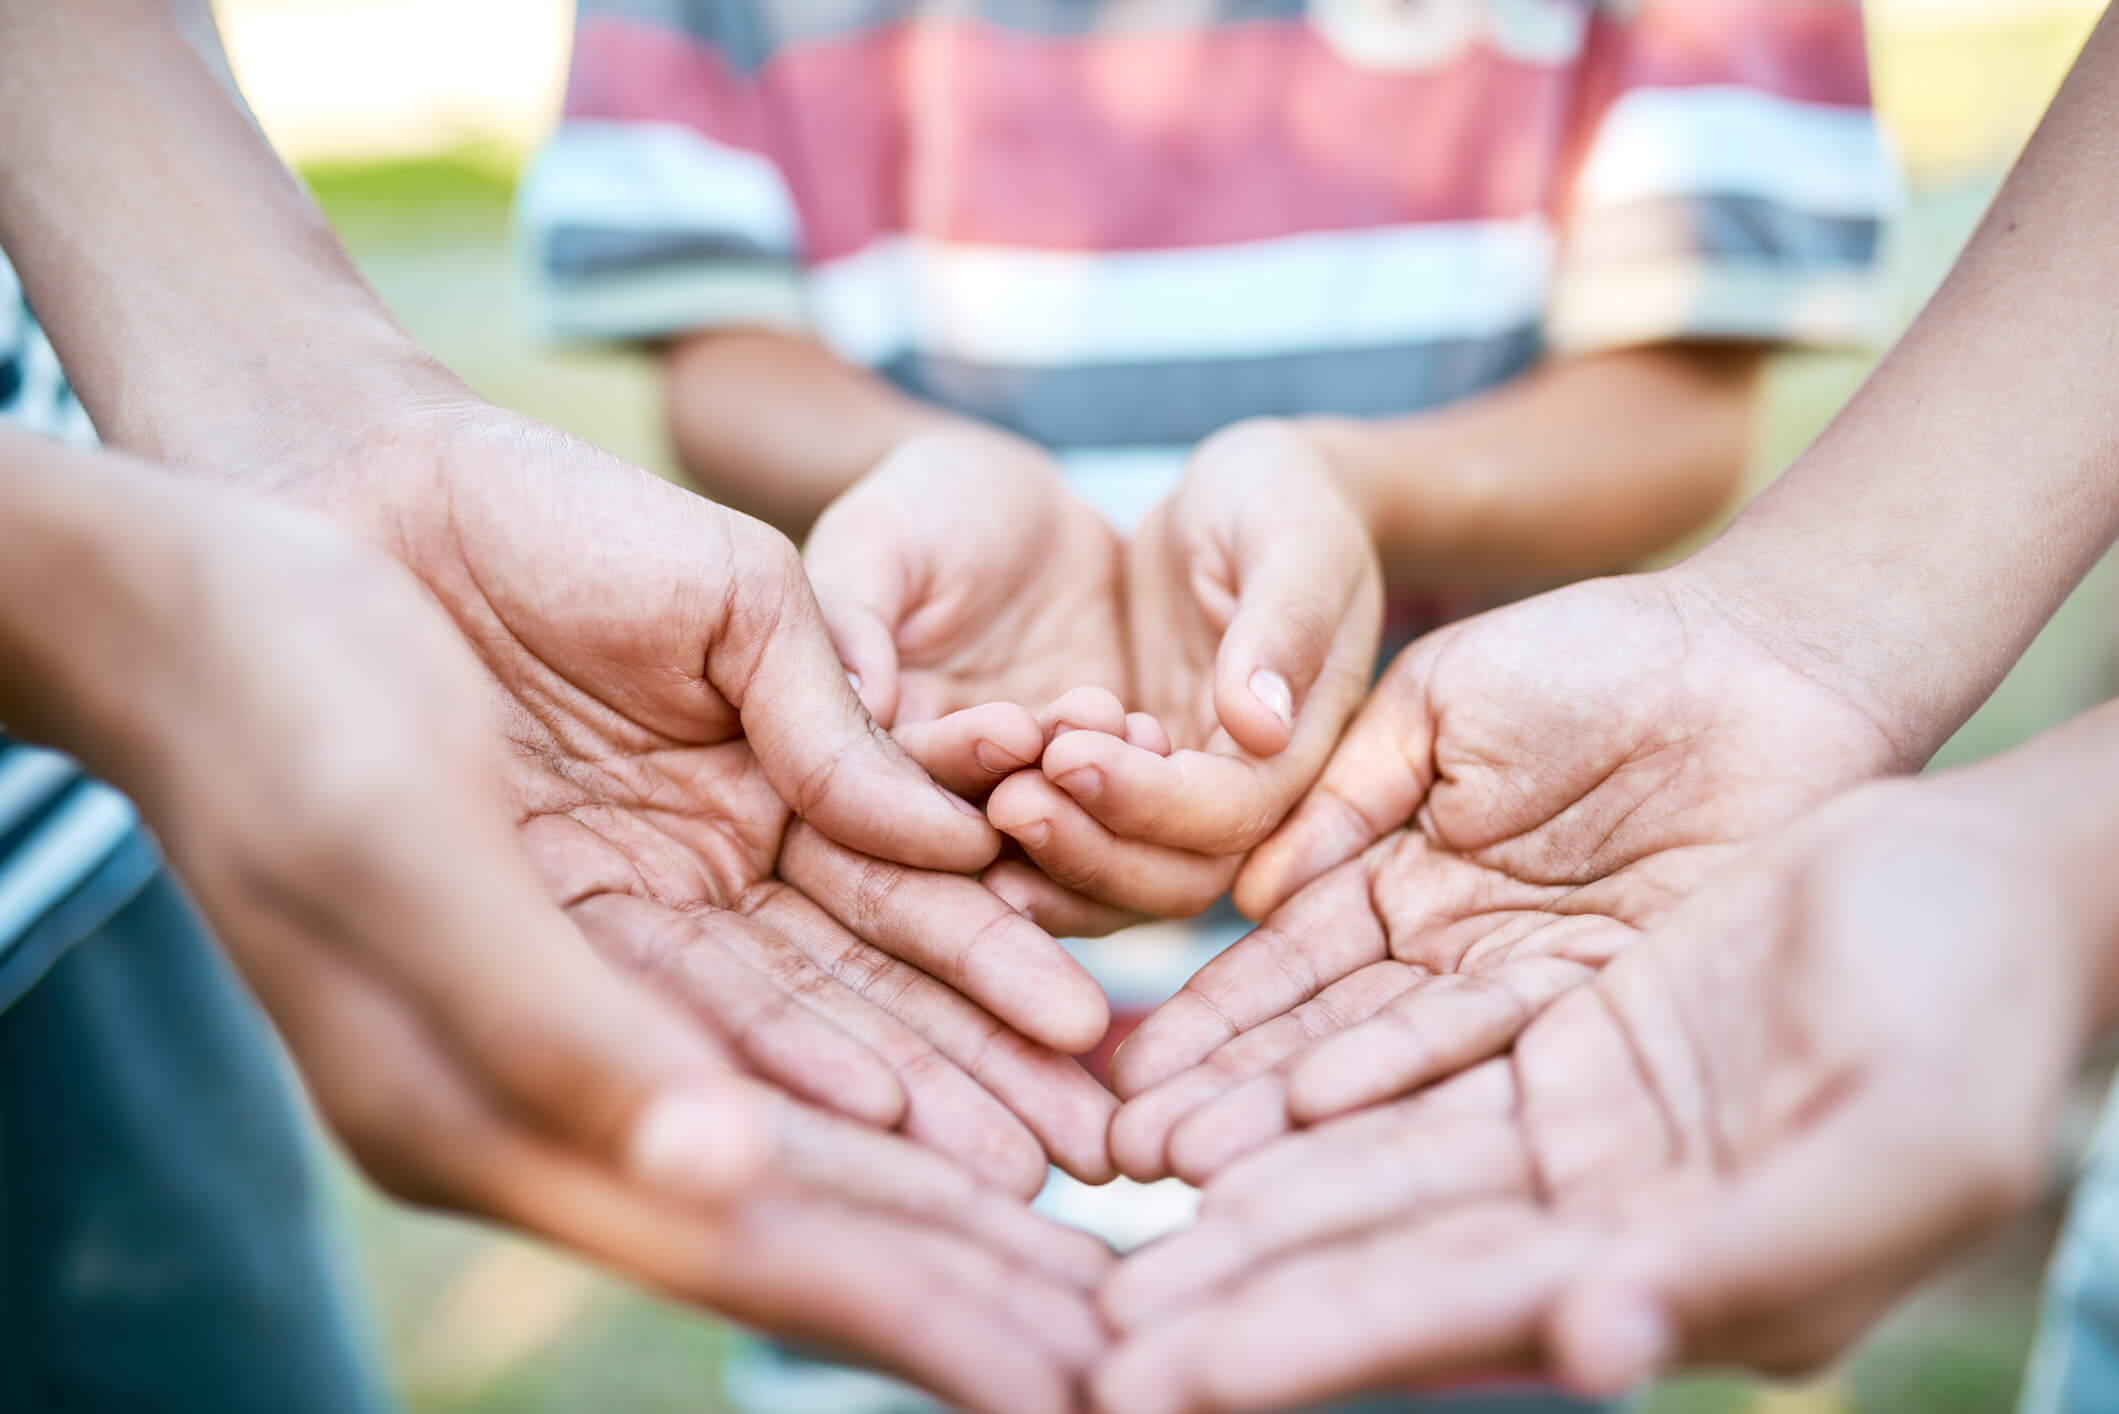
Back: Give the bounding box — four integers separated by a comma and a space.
877, 324, 1544, 449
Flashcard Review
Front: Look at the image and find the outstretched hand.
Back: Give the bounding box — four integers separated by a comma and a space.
6, 450, 1111, 1414
1092, 774, 2098, 1413
227, 396, 1118, 1188
1106, 570, 1903, 1181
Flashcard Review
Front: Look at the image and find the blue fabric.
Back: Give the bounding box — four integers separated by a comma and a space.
0, 868, 393, 1414
2021, 1083, 2119, 1413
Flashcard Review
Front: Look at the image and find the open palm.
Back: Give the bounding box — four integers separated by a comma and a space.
282, 403, 1117, 1187
1093, 780, 2089, 1414
1108, 571, 1903, 1180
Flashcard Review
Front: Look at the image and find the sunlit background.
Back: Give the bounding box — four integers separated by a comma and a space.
206, 2, 2119, 1410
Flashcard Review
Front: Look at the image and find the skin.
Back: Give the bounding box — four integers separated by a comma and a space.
806, 418, 1384, 932
1102, 570, 1902, 1180
1107, 2, 2119, 1181
0, 1, 1123, 1187
0, 430, 1112, 1414
1091, 717, 2119, 1412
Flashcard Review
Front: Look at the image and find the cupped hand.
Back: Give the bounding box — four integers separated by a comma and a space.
1092, 778, 2090, 1414
1105, 570, 1903, 1181
231, 396, 1117, 1186
802, 422, 1134, 800
25, 461, 1110, 1414
986, 418, 1383, 934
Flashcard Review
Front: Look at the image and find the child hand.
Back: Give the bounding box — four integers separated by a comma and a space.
802, 423, 1133, 802
983, 419, 1383, 933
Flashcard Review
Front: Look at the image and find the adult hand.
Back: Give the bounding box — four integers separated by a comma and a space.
1093, 774, 2099, 1413
1106, 570, 1902, 1180
4, 453, 1112, 1414
984, 419, 1383, 934
204, 393, 1116, 1187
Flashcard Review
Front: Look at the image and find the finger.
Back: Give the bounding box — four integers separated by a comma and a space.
802, 492, 913, 726
570, 891, 907, 1129
982, 855, 1149, 938
1126, 712, 1174, 755
780, 822, 1109, 1055
1041, 734, 1302, 856
1549, 1082, 2036, 1396
1233, 641, 1443, 918
739, 881, 1120, 1186
1106, 1112, 1535, 1328
1096, 1204, 1586, 1414
1107, 860, 1385, 1098
326, 812, 780, 1206
1039, 684, 1131, 741
894, 702, 1047, 798
1210, 511, 1378, 759
987, 770, 1236, 917
1110, 958, 1421, 1180
764, 1098, 1114, 1290
722, 515, 997, 873
1287, 956, 1596, 1124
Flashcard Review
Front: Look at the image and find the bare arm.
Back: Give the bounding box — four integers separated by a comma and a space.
1299, 345, 1760, 588
1675, 5, 2119, 763
663, 326, 961, 538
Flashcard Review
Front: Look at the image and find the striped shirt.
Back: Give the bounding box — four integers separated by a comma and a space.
0, 254, 160, 1011
521, 0, 1892, 517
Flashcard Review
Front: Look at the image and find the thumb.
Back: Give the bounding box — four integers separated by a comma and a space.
716, 515, 997, 872
1548, 1089, 2015, 1397
1211, 515, 1373, 758
803, 491, 913, 728
1233, 641, 1437, 918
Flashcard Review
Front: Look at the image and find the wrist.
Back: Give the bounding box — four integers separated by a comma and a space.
1297, 414, 1490, 576
1658, 522, 1945, 773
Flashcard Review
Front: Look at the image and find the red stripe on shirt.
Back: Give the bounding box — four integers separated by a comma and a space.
566, 5, 1870, 261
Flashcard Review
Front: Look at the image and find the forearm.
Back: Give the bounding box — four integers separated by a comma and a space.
1299, 346, 1758, 588
0, 427, 219, 778
1678, 7, 2119, 765
663, 326, 962, 538
1924, 694, 2119, 1036
0, 2, 453, 484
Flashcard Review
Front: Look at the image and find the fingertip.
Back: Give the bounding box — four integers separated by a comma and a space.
1551, 1283, 1674, 1398
1165, 1079, 1289, 1186
627, 1081, 775, 1205
1283, 1031, 1372, 1125
1039, 685, 1130, 741
1108, 1098, 1175, 1182
1125, 712, 1174, 756
1213, 664, 1297, 759
986, 769, 1060, 843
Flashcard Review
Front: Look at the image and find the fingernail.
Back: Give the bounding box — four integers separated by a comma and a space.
629, 1089, 767, 1205
846, 670, 863, 695
1015, 819, 1052, 850
974, 738, 1018, 774
1249, 669, 1294, 730
1054, 767, 1104, 801
942, 788, 987, 819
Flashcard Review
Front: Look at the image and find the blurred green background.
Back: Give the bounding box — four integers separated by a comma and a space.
212, 2, 2119, 1410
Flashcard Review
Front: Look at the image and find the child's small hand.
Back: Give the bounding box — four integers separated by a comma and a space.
984, 419, 1383, 932
804, 424, 1132, 801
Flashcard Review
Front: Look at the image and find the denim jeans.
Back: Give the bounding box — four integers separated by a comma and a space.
2022, 1082, 2119, 1414
0, 867, 390, 1414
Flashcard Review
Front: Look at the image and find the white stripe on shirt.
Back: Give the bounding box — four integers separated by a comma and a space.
805, 218, 1557, 369
1576, 86, 1899, 219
